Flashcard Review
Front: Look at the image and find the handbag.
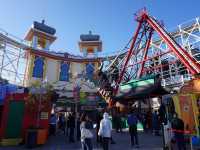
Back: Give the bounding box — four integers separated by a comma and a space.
81, 128, 93, 139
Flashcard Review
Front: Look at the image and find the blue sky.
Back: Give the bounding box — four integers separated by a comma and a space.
0, 0, 199, 55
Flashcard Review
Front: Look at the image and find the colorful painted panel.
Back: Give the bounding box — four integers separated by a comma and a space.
80, 91, 87, 104
86, 63, 94, 80
32, 56, 44, 78
5, 101, 25, 138
179, 95, 196, 133
59, 62, 70, 81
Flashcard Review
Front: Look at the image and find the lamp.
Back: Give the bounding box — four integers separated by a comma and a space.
36, 78, 48, 127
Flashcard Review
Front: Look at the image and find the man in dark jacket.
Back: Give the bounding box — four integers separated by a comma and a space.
76, 114, 81, 141
171, 113, 186, 150
127, 110, 139, 148
68, 112, 75, 142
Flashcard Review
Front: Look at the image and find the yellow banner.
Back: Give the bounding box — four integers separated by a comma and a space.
172, 95, 181, 117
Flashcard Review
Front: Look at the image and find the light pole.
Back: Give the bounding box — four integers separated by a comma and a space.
73, 75, 81, 141
36, 79, 46, 128
36, 85, 41, 128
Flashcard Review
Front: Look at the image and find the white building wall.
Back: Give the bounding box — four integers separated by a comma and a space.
71, 62, 85, 76
46, 59, 58, 83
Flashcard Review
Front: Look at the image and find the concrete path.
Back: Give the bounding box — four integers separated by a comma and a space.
0, 131, 163, 150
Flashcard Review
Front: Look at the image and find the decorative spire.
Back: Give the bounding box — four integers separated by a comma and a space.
42, 19, 45, 24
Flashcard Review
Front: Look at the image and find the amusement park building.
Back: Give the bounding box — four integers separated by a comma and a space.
23, 21, 104, 109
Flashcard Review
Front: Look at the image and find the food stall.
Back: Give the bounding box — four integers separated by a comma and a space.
170, 76, 200, 148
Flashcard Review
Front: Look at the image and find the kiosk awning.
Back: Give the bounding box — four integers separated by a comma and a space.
114, 75, 168, 103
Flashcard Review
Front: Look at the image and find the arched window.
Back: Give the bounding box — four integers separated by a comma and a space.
86, 63, 94, 80
32, 56, 44, 78
59, 62, 70, 81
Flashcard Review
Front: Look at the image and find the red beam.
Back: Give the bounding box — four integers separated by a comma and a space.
114, 19, 144, 94
145, 14, 200, 74
138, 30, 153, 78
127, 26, 148, 80
27, 48, 101, 63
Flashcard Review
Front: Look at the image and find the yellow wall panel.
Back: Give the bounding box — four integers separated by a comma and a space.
172, 95, 181, 117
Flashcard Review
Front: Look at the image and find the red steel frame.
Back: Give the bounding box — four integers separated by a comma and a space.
98, 10, 200, 107
146, 15, 200, 74
114, 10, 200, 95
114, 19, 143, 94
137, 29, 153, 78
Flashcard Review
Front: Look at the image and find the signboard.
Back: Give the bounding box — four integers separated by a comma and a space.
80, 91, 87, 104
40, 112, 48, 120
180, 78, 200, 94
87, 93, 97, 101
81, 106, 96, 110
73, 86, 81, 101
55, 107, 65, 112
179, 95, 195, 132
96, 96, 102, 101
88, 95, 96, 101
67, 107, 71, 112
80, 92, 86, 99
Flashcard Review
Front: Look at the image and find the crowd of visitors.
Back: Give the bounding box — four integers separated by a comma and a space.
49, 110, 114, 150
49, 105, 185, 150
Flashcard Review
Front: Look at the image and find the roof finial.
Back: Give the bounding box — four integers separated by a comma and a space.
42, 19, 45, 24
89, 30, 92, 35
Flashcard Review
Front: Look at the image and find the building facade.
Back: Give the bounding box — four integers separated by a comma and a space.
24, 21, 104, 111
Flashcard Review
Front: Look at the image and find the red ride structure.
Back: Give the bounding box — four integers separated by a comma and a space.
98, 9, 200, 107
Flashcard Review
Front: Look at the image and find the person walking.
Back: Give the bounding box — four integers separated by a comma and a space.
68, 112, 75, 142
127, 110, 139, 148
58, 113, 66, 134
80, 113, 93, 150
146, 110, 152, 132
49, 113, 57, 136
77, 113, 81, 141
152, 110, 160, 136
118, 113, 123, 133
171, 113, 186, 150
113, 112, 121, 133
142, 112, 147, 132
98, 112, 112, 150
66, 112, 71, 137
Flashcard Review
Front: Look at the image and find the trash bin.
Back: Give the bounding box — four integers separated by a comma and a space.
37, 129, 47, 145
26, 129, 37, 148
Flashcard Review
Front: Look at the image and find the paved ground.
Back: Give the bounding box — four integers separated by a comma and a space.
0, 131, 163, 150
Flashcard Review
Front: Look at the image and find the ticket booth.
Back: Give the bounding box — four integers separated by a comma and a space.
172, 77, 200, 136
